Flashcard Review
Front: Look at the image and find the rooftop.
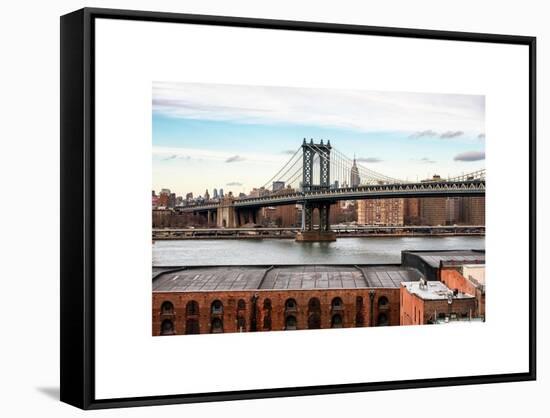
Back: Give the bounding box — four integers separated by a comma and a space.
404, 250, 485, 268
153, 265, 423, 292
401, 280, 474, 300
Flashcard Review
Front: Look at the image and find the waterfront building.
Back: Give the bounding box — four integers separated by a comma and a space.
212, 188, 218, 199
461, 196, 485, 225
357, 198, 404, 226
419, 197, 447, 225
204, 189, 210, 201
152, 250, 484, 335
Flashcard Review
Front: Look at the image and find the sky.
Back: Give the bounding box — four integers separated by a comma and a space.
152, 82, 485, 197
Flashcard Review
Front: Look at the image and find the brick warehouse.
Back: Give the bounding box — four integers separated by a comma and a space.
152, 250, 485, 336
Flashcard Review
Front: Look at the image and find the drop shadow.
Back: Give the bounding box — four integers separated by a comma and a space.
36, 386, 60, 400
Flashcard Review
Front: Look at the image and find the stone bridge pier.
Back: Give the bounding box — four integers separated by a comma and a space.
296, 201, 336, 242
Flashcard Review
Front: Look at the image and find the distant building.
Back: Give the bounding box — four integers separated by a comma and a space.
272, 181, 285, 192
185, 192, 193, 201
461, 197, 485, 225
404, 198, 421, 225
212, 188, 218, 199
350, 157, 361, 187
219, 188, 224, 198
152, 191, 159, 209
204, 189, 210, 201
446, 197, 462, 225
357, 198, 404, 226
262, 204, 299, 227
419, 197, 447, 225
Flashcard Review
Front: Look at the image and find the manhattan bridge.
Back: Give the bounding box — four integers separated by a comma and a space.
179, 139, 485, 241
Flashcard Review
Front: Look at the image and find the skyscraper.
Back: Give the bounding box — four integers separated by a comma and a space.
212, 188, 218, 199
350, 156, 361, 187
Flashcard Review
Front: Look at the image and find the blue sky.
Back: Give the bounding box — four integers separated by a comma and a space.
153, 82, 485, 197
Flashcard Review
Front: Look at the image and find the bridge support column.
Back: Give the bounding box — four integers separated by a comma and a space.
296, 201, 336, 242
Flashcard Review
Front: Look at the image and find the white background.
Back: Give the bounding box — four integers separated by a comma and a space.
0, 0, 547, 417
94, 18, 529, 399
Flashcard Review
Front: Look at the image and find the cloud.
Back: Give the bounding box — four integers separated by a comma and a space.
478, 133, 486, 139
225, 155, 246, 163
357, 157, 382, 163
153, 81, 485, 134
281, 150, 296, 155
409, 130, 438, 139
439, 130, 464, 139
454, 151, 485, 162
417, 157, 436, 164
162, 154, 178, 161
226, 182, 243, 186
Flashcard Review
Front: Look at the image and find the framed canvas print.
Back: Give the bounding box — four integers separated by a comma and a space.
60, 8, 536, 410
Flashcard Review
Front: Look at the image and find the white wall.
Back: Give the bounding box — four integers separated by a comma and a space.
0, 1, 547, 417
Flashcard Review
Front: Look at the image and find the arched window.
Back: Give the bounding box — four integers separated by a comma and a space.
237, 299, 246, 310
356, 296, 364, 308
378, 296, 389, 309
285, 298, 297, 312
160, 319, 175, 335
161, 301, 174, 314
377, 313, 389, 326
285, 315, 297, 330
263, 298, 272, 310
186, 300, 199, 316
263, 316, 272, 330
185, 318, 200, 334
331, 314, 343, 328
308, 313, 321, 329
355, 312, 365, 327
211, 317, 223, 333
211, 300, 223, 314
308, 297, 321, 312
237, 316, 246, 331
331, 297, 343, 311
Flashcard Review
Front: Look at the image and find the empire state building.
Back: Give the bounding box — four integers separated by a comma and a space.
350, 156, 361, 187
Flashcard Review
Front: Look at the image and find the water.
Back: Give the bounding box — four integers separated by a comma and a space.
153, 236, 485, 266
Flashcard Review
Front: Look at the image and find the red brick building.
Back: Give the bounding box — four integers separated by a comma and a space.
400, 279, 477, 325
152, 265, 419, 335
153, 251, 485, 336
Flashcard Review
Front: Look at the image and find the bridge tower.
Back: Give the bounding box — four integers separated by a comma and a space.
297, 139, 336, 242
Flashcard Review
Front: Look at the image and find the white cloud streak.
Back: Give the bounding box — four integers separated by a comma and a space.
153, 82, 485, 134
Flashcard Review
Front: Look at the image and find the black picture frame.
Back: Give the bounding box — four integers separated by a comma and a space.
60, 7, 537, 410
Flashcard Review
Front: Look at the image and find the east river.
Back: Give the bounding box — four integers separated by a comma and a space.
153, 236, 485, 266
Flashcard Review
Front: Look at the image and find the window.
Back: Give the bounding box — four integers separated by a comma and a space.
186, 300, 199, 316
285, 298, 297, 311
211, 300, 223, 314
161, 301, 174, 314
185, 318, 200, 334
331, 314, 343, 328
237, 316, 246, 331
377, 312, 389, 326
263, 298, 272, 310
160, 319, 175, 335
308, 297, 321, 312
285, 315, 297, 330
211, 317, 223, 333
355, 312, 365, 327
331, 297, 343, 310
308, 313, 321, 329
378, 296, 389, 309
356, 296, 363, 308
237, 299, 246, 310
263, 315, 272, 330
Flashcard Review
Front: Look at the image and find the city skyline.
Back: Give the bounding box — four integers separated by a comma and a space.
153, 82, 485, 197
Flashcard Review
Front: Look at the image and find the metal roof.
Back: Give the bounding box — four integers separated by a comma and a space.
153, 265, 423, 292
